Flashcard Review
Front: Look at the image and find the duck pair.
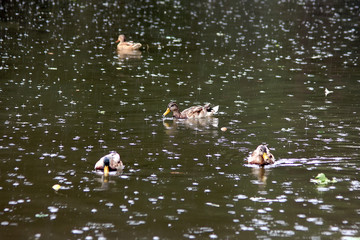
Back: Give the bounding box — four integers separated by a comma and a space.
95, 143, 275, 176
162, 101, 275, 166
94, 102, 219, 174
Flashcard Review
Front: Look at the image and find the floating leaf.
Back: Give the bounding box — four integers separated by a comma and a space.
35, 213, 49, 218
310, 173, 337, 185
52, 184, 61, 191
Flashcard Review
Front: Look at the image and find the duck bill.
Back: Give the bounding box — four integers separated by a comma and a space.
104, 165, 109, 177
115, 39, 120, 43
262, 152, 269, 161
163, 108, 171, 117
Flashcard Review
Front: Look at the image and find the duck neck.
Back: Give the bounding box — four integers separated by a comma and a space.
172, 110, 182, 118
260, 156, 266, 165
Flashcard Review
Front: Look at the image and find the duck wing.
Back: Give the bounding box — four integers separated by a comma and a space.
180, 104, 219, 119
180, 105, 204, 118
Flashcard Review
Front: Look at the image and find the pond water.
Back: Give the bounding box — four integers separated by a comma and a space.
1, 0, 360, 239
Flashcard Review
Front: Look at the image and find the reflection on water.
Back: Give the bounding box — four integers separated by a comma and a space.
94, 175, 112, 191
1, 0, 360, 239
117, 49, 142, 60
250, 167, 268, 184
163, 117, 219, 131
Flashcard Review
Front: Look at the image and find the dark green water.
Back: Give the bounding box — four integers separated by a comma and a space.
1, 0, 360, 239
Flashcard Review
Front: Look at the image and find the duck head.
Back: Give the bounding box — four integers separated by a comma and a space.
103, 157, 110, 177
163, 102, 179, 117
258, 145, 269, 161
255, 145, 275, 165
115, 35, 125, 44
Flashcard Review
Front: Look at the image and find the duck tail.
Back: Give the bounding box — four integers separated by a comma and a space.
211, 105, 219, 113
133, 43, 142, 50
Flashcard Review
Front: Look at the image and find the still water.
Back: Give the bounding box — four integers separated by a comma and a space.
1, 0, 360, 239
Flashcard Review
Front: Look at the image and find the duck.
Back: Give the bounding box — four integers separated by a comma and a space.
162, 102, 219, 119
94, 151, 124, 176
248, 145, 275, 166
115, 34, 142, 51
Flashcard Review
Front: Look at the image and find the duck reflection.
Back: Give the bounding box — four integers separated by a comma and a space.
94, 171, 123, 191
117, 49, 142, 60
163, 117, 219, 134
251, 167, 268, 184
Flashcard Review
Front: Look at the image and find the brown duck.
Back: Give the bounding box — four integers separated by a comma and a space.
162, 102, 219, 119
116, 35, 142, 51
248, 145, 275, 166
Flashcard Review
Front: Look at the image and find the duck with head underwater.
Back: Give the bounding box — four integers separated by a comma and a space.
162, 102, 219, 119
248, 145, 275, 166
94, 151, 124, 176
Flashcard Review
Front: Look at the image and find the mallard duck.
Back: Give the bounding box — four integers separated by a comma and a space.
94, 151, 124, 176
162, 102, 219, 119
115, 35, 142, 51
248, 145, 275, 166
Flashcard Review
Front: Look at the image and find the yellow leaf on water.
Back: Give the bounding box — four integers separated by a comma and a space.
52, 184, 61, 191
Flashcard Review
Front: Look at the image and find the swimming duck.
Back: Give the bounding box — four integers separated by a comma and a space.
94, 151, 124, 176
116, 35, 142, 51
162, 102, 219, 119
248, 145, 275, 166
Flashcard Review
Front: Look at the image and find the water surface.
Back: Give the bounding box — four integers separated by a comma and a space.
1, 0, 360, 239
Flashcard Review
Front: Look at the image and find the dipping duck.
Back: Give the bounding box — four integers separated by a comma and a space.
248, 145, 275, 166
116, 35, 142, 51
162, 102, 219, 119
94, 151, 124, 176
